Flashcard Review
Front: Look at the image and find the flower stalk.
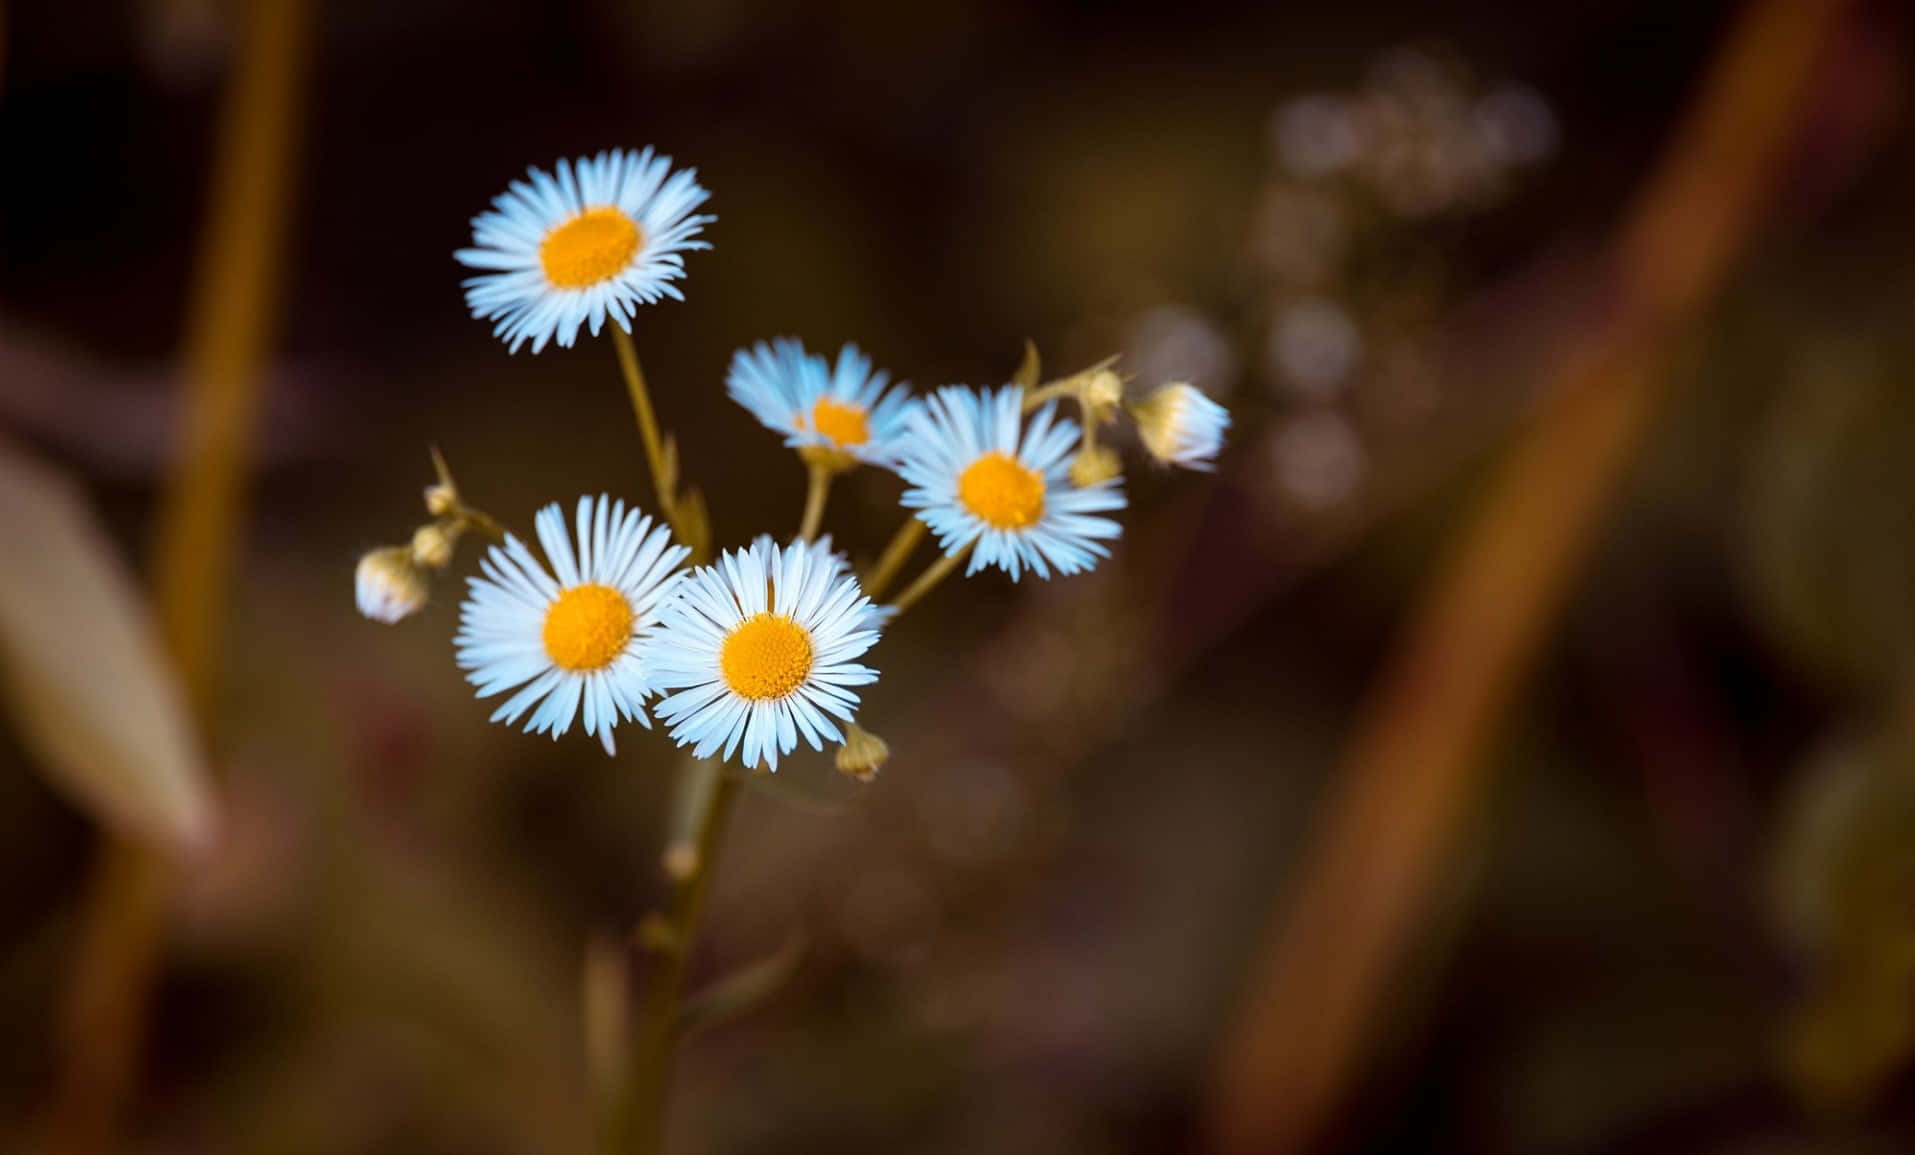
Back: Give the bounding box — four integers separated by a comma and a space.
611, 326, 677, 522
861, 518, 926, 603
888, 541, 973, 615
608, 768, 739, 1155
797, 461, 832, 543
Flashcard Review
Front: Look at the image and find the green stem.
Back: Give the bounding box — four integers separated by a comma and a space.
797, 462, 831, 543
860, 518, 925, 603
608, 769, 739, 1155
611, 326, 676, 519
887, 542, 973, 616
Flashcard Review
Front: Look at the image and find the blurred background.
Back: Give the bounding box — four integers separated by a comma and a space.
3, 0, 1915, 1151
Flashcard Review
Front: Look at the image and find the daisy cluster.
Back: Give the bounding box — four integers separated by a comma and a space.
358, 148, 1230, 774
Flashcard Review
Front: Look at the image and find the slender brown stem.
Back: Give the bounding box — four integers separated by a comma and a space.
45, 0, 307, 1150
611, 326, 675, 519
1208, 1, 1853, 1151
608, 769, 739, 1155
1020, 381, 1074, 412
797, 462, 831, 543
887, 542, 972, 616
860, 518, 926, 603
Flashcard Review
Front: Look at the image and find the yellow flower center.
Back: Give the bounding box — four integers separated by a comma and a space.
539, 207, 643, 289
958, 452, 1046, 529
808, 396, 871, 447
542, 583, 635, 671
720, 614, 814, 701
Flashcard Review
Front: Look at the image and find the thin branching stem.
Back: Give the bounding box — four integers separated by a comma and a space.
797, 462, 832, 543
611, 326, 676, 520
610, 769, 739, 1155
861, 518, 925, 603
887, 542, 973, 616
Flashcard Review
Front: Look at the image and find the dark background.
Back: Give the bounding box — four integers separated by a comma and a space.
5, 0, 1915, 1152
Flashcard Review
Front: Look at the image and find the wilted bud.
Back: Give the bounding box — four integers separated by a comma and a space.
1129, 382, 1231, 470
835, 723, 890, 782
1069, 444, 1124, 488
355, 547, 429, 624
410, 520, 461, 570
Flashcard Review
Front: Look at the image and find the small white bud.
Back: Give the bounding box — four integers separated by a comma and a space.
355, 546, 429, 624
1129, 383, 1231, 470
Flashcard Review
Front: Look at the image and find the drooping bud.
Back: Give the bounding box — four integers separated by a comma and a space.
1128, 382, 1231, 470
355, 547, 429, 623
835, 723, 890, 782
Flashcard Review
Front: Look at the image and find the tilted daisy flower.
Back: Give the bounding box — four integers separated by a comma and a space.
898, 386, 1127, 580
456, 495, 689, 754
650, 539, 880, 771
1129, 382, 1230, 470
725, 339, 917, 470
456, 148, 714, 354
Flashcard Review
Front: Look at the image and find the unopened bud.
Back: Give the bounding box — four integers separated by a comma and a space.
355, 546, 429, 624
835, 723, 890, 782
423, 482, 459, 518
1069, 444, 1124, 488
410, 521, 461, 570
1129, 382, 1230, 470
1080, 367, 1125, 413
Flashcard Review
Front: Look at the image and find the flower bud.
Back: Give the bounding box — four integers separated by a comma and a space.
1068, 444, 1124, 488
410, 521, 461, 570
835, 723, 890, 782
355, 547, 429, 624
1080, 367, 1125, 413
1128, 382, 1230, 470
423, 482, 459, 518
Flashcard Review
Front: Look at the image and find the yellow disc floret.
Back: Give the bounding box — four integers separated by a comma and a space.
542, 583, 636, 671
540, 207, 643, 288
720, 614, 814, 701
809, 396, 871, 447
958, 451, 1046, 529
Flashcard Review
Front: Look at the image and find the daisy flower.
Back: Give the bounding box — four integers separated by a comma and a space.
725, 339, 917, 470
650, 539, 881, 771
898, 386, 1127, 580
456, 148, 714, 354
456, 495, 688, 754
1130, 382, 1230, 470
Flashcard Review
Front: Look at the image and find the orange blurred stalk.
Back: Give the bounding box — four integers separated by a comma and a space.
1209, 1, 1851, 1151
42, 0, 308, 1150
